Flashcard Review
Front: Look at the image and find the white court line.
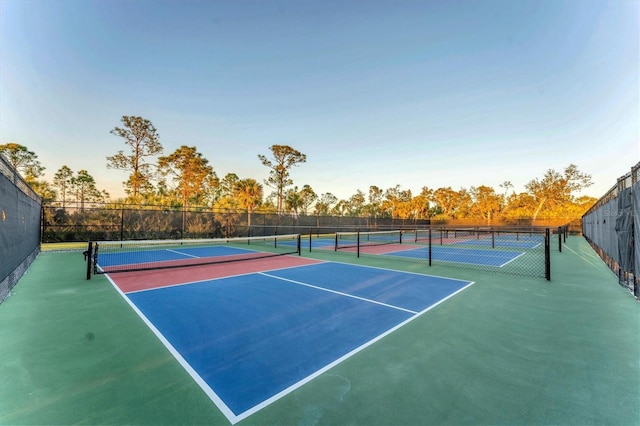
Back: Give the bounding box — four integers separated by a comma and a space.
231, 276, 476, 424
498, 251, 527, 267
563, 244, 603, 269
320, 258, 472, 283
166, 248, 199, 258
125, 260, 329, 295
107, 262, 475, 424
167, 245, 258, 258
258, 272, 419, 315
102, 274, 239, 424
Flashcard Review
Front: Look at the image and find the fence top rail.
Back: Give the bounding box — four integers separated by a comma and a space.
0, 153, 41, 204
583, 161, 640, 218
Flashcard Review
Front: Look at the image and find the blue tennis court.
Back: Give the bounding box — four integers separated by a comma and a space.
450, 236, 542, 249
98, 245, 258, 267
385, 245, 525, 267
114, 261, 473, 423
302, 236, 336, 249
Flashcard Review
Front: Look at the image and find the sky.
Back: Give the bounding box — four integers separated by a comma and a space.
0, 0, 638, 202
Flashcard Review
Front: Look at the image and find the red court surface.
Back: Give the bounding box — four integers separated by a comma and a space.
109, 255, 324, 293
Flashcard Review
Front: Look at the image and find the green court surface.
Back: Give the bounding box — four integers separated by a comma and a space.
1, 236, 638, 425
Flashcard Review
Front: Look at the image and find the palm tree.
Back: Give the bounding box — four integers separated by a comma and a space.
234, 178, 263, 232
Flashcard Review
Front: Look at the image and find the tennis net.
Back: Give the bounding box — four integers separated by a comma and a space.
86, 234, 301, 277
335, 230, 403, 251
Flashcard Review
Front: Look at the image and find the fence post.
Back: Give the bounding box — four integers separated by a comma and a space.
120, 208, 125, 241
428, 228, 432, 266
545, 228, 551, 280
558, 226, 562, 252
182, 208, 187, 239
40, 206, 45, 244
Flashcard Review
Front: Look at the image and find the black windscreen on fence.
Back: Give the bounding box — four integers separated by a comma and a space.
0, 154, 42, 304
582, 161, 639, 298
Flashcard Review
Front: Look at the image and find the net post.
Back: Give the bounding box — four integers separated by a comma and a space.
93, 243, 99, 275
85, 241, 93, 280
297, 234, 301, 256
334, 233, 338, 251
357, 231, 360, 258
545, 228, 551, 280
491, 230, 495, 249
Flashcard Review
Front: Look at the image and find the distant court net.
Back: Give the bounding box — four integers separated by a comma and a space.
86, 234, 301, 278
335, 230, 403, 251
330, 227, 553, 280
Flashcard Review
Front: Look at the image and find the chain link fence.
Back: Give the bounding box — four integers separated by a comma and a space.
42, 202, 576, 243
41, 204, 432, 242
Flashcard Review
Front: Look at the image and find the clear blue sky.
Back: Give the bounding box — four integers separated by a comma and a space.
1, 0, 638, 201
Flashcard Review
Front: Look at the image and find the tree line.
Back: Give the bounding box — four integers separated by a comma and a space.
1, 115, 596, 223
